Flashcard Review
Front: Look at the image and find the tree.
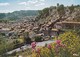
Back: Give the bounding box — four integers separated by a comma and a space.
68, 4, 74, 13
57, 4, 65, 17
57, 3, 59, 7
0, 13, 6, 19
24, 32, 32, 44
38, 7, 50, 19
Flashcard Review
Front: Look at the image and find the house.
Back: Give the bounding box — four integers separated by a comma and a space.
56, 21, 80, 29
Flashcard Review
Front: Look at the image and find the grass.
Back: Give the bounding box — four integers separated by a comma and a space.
9, 48, 32, 57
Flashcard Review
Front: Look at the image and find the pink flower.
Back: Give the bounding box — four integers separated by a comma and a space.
31, 42, 36, 49
56, 40, 66, 47
36, 48, 41, 54
56, 40, 61, 45
47, 44, 52, 49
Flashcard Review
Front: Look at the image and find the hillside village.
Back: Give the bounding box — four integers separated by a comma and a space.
0, 4, 80, 39
0, 4, 80, 57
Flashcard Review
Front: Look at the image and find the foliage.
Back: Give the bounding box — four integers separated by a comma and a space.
0, 35, 7, 55
0, 34, 24, 55
34, 36, 43, 42
7, 31, 80, 57
57, 4, 65, 17
30, 31, 80, 57
24, 32, 32, 44
0, 10, 38, 20
35, 8, 50, 21
0, 13, 6, 19
58, 31, 80, 55
0, 19, 9, 23
68, 4, 75, 13
38, 8, 49, 17
0, 35, 15, 55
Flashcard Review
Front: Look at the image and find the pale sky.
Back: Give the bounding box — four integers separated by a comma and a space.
0, 0, 80, 13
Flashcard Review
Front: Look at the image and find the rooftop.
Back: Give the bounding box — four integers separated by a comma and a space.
57, 21, 80, 24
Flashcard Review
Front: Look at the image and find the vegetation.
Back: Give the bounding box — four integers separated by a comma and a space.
30, 31, 80, 57
34, 36, 43, 42
0, 3, 80, 57
58, 31, 80, 56
0, 10, 38, 21
35, 4, 80, 24
57, 4, 65, 17
68, 4, 75, 14
24, 32, 32, 44
6, 30, 80, 57
0, 35, 15, 56
38, 8, 50, 18
0, 32, 31, 56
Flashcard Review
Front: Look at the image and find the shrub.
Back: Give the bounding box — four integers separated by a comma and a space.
31, 31, 80, 57
34, 36, 43, 42
58, 31, 80, 56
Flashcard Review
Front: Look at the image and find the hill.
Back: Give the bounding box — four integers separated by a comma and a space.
0, 10, 38, 21
35, 4, 80, 24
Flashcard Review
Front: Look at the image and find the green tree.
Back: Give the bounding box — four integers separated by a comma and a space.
57, 3, 59, 7
57, 4, 65, 17
24, 32, 31, 44
68, 4, 74, 13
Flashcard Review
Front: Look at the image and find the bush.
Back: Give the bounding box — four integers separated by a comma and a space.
25, 37, 32, 44
34, 36, 43, 42
31, 31, 80, 57
58, 31, 80, 56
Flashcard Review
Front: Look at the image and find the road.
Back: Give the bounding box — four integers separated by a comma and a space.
7, 40, 54, 54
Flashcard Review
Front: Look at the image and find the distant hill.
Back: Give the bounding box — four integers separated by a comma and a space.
0, 10, 38, 21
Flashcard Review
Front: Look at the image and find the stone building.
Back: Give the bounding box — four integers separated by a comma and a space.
56, 21, 80, 29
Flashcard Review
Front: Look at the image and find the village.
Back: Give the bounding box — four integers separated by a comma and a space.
0, 15, 79, 56
0, 1, 80, 57
0, 15, 80, 41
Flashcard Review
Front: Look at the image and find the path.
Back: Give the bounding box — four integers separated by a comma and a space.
7, 40, 54, 54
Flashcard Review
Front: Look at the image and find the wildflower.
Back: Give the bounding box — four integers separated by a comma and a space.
56, 40, 61, 45
47, 44, 52, 49
31, 42, 36, 49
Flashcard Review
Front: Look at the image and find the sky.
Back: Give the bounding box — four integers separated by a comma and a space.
0, 0, 80, 13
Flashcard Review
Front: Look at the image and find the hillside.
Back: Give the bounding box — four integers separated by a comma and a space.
0, 10, 38, 21
35, 4, 80, 24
